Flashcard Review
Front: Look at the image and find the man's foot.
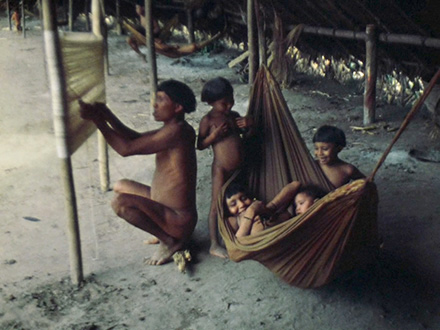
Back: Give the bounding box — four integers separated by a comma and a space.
144, 241, 184, 266
143, 236, 160, 244
209, 243, 229, 259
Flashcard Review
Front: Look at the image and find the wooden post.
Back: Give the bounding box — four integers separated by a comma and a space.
21, 0, 26, 38
115, 0, 122, 35
255, 0, 266, 66
186, 9, 195, 44
364, 24, 378, 125
7, 0, 12, 31
68, 0, 73, 31
42, 0, 83, 286
247, 0, 258, 85
145, 0, 158, 112
84, 0, 90, 32
92, 0, 110, 192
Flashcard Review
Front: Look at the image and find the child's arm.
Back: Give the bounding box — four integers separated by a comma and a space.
349, 165, 366, 181
266, 181, 301, 214
235, 200, 265, 237
197, 116, 228, 150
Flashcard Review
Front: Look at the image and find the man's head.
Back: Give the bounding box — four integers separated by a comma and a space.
157, 80, 196, 114
201, 77, 234, 105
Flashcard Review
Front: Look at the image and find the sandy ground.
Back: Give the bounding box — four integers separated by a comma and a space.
1, 14, 440, 330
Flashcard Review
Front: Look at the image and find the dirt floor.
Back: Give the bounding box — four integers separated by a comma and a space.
1, 14, 440, 330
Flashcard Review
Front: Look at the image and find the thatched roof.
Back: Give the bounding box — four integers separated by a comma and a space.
147, 0, 440, 80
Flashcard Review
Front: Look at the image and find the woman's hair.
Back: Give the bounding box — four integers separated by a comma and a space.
201, 77, 234, 103
312, 125, 346, 147
296, 184, 327, 200
157, 80, 196, 113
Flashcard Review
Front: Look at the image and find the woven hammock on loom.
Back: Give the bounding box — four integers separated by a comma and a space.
217, 66, 379, 289
122, 19, 223, 59
58, 32, 105, 155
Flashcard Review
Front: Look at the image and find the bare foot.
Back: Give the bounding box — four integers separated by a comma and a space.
143, 236, 160, 245
209, 243, 229, 259
144, 241, 184, 266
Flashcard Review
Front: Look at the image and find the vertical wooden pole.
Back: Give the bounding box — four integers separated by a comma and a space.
92, 0, 110, 192
7, 0, 12, 31
84, 0, 90, 32
21, 0, 26, 38
364, 24, 378, 125
255, 0, 266, 66
68, 0, 73, 31
186, 9, 195, 44
42, 0, 83, 285
115, 0, 122, 35
247, 0, 258, 85
145, 0, 158, 112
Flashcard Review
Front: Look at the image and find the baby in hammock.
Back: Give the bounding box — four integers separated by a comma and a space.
313, 125, 365, 188
225, 182, 326, 237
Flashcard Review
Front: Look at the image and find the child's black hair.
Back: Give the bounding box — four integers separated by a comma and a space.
296, 184, 327, 200
157, 80, 196, 114
224, 182, 249, 200
201, 77, 234, 104
312, 125, 346, 147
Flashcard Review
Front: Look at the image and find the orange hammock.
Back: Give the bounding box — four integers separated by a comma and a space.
122, 19, 223, 59
218, 66, 440, 289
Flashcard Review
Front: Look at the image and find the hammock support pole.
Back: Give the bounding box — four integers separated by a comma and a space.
186, 9, 195, 43
115, 0, 122, 35
68, 0, 73, 31
145, 0, 158, 111
92, 0, 110, 192
7, 0, 11, 31
42, 0, 83, 285
255, 0, 267, 66
363, 24, 377, 125
247, 0, 258, 85
21, 0, 26, 38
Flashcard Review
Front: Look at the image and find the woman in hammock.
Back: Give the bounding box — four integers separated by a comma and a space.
225, 181, 325, 237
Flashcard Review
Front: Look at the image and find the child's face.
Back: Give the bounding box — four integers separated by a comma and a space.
295, 192, 315, 215
210, 96, 234, 113
314, 142, 340, 165
226, 192, 252, 216
153, 91, 180, 122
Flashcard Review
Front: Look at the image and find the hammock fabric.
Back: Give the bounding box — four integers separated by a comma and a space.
122, 19, 223, 59
218, 66, 379, 288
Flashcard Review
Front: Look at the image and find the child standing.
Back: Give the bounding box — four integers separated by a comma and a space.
197, 77, 252, 258
313, 125, 365, 188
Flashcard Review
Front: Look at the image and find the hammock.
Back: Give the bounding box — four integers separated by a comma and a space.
218, 66, 440, 288
122, 19, 223, 59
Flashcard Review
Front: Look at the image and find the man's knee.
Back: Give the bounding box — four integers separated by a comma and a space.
113, 179, 130, 193
111, 193, 125, 216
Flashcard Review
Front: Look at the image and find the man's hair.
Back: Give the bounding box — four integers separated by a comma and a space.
312, 125, 346, 147
297, 184, 327, 200
201, 77, 234, 104
157, 80, 196, 114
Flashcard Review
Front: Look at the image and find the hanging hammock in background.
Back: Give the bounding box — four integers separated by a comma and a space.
219, 65, 380, 289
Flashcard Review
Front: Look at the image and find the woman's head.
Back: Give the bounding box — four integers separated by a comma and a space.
224, 183, 253, 217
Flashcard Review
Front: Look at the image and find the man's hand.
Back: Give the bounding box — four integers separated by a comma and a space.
79, 100, 107, 121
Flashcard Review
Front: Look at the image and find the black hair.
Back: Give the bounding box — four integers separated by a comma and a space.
157, 80, 196, 114
296, 184, 327, 200
224, 182, 252, 217
201, 77, 234, 104
312, 125, 346, 147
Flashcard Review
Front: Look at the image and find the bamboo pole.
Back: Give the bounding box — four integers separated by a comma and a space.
115, 0, 122, 35
68, 0, 73, 31
92, 0, 110, 192
42, 0, 83, 286
84, 0, 90, 32
186, 9, 195, 44
145, 0, 158, 112
255, 0, 266, 66
7, 0, 11, 31
247, 0, 258, 85
21, 0, 26, 38
363, 25, 377, 125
